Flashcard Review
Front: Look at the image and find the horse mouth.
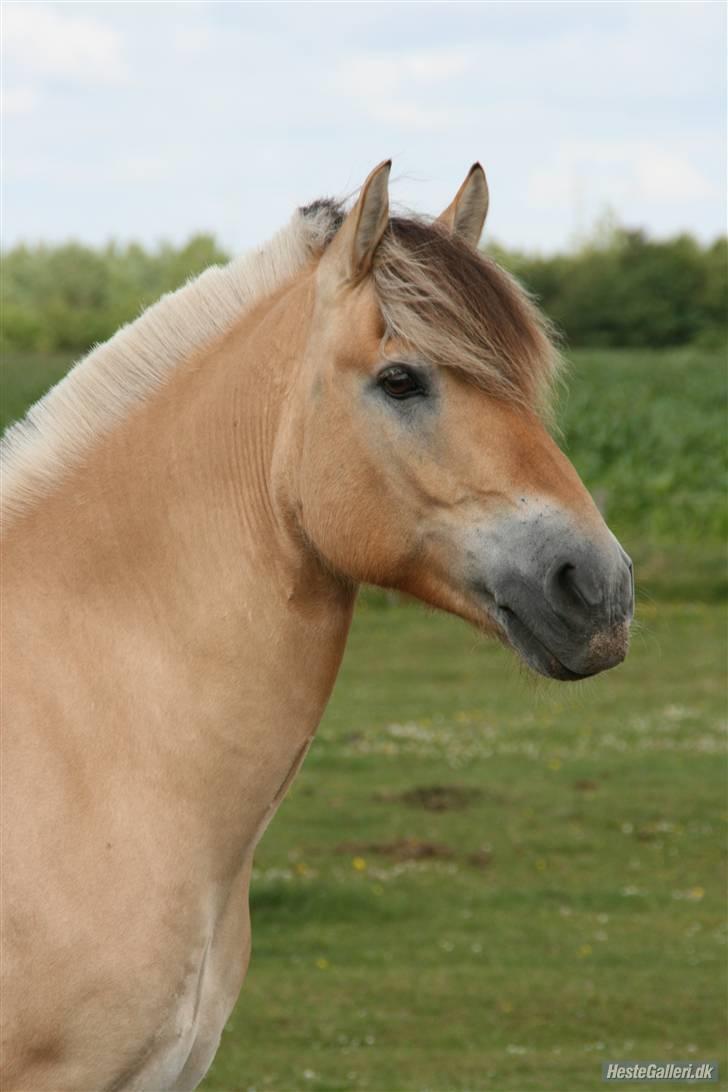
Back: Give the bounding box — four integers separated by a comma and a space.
473, 584, 592, 682
496, 605, 593, 681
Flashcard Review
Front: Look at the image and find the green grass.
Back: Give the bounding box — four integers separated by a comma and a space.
200, 598, 727, 1092
559, 348, 727, 603
559, 349, 727, 543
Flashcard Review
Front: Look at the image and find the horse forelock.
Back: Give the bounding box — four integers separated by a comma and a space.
372, 216, 562, 420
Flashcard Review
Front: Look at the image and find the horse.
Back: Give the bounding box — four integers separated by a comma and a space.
0, 161, 633, 1091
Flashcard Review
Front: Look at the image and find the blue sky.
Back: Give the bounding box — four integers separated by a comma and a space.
2, 1, 726, 254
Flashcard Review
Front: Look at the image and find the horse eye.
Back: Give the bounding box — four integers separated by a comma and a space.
378, 366, 425, 400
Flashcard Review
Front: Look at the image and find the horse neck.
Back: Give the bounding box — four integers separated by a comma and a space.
6, 272, 356, 868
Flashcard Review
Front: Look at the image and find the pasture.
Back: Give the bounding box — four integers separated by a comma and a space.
2, 347, 726, 1090
201, 598, 726, 1092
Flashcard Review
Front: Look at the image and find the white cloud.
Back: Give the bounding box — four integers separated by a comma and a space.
334, 49, 471, 129
172, 24, 215, 58
2, 151, 170, 186
115, 154, 169, 184
527, 141, 716, 212
1, 3, 724, 250
1, 85, 39, 116
634, 150, 715, 203
3, 3, 128, 83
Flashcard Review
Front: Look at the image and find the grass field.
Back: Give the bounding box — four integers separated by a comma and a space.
2, 348, 726, 1089
199, 598, 726, 1092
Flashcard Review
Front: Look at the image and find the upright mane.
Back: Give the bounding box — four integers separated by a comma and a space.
1, 194, 559, 523
0, 204, 341, 521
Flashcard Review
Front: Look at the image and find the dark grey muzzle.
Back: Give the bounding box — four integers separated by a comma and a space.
471, 512, 634, 680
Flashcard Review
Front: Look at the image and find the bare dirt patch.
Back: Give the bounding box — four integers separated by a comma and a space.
334, 837, 455, 861
374, 783, 485, 812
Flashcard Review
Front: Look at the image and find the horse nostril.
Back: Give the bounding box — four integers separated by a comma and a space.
547, 559, 602, 612
554, 562, 574, 592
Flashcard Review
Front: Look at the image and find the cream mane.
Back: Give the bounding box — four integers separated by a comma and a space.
0, 204, 340, 522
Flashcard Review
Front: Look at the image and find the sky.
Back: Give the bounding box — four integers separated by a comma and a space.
2, 1, 726, 255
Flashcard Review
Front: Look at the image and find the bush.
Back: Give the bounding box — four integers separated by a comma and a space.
1, 225, 725, 354
0, 235, 229, 355
488, 227, 727, 349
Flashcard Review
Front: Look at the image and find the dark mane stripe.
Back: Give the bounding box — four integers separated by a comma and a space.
373, 215, 561, 418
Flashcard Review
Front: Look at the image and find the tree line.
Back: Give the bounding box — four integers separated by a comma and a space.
1, 225, 725, 354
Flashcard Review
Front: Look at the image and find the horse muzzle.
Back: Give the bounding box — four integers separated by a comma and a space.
468, 511, 634, 681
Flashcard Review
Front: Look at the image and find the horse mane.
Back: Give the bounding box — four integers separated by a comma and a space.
0, 203, 340, 521
1, 194, 559, 523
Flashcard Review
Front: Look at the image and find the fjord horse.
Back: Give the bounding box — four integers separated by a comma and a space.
1, 162, 633, 1090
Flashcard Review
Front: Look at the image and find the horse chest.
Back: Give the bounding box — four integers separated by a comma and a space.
125, 975, 227, 1092
120, 896, 251, 1092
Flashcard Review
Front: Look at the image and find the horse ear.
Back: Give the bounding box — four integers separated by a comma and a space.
436, 163, 489, 248
322, 160, 391, 286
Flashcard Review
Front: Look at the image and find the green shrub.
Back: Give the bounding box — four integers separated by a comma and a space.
0, 235, 229, 355
1, 226, 726, 355
488, 228, 727, 349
